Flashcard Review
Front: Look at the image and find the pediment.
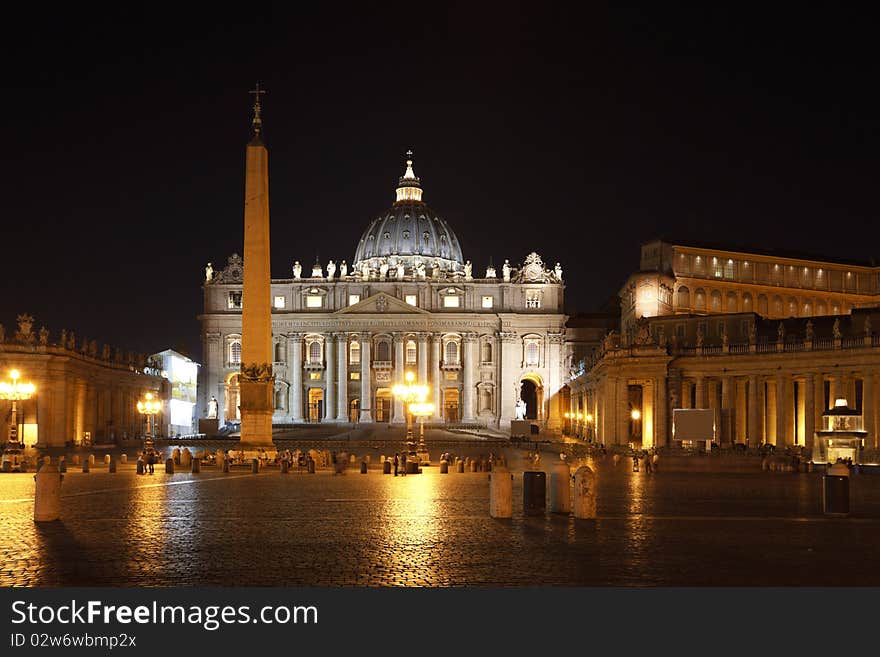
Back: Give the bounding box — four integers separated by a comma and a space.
334, 292, 429, 315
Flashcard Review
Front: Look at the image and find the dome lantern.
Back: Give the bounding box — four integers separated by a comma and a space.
396, 150, 423, 203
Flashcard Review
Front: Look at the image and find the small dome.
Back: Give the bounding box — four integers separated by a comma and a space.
352, 155, 464, 274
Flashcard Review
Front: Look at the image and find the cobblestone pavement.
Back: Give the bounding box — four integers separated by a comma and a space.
4, 440, 880, 586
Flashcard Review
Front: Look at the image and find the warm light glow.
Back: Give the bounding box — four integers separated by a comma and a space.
586, 413, 593, 423
631, 409, 641, 421
834, 398, 848, 408
564, 412, 571, 419
406, 371, 415, 383
0, 370, 36, 400
137, 392, 161, 415
409, 402, 435, 417
576, 413, 583, 420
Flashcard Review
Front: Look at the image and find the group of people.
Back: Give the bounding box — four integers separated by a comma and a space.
392, 452, 408, 476
137, 449, 157, 475
631, 449, 660, 473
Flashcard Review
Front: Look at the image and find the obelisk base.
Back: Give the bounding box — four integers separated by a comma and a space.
239, 380, 275, 448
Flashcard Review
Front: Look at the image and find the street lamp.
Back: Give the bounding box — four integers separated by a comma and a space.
631, 407, 642, 443
392, 371, 429, 455
137, 392, 161, 453
0, 369, 36, 445
409, 401, 436, 459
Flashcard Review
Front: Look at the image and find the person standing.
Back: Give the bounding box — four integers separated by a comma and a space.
393, 453, 400, 477
401, 451, 408, 476
147, 450, 155, 475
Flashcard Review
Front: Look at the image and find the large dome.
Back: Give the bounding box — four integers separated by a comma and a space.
352, 157, 464, 275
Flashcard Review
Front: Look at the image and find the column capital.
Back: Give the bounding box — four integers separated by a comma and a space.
462, 332, 478, 342
287, 332, 304, 341
359, 331, 372, 341
431, 333, 442, 344
417, 332, 431, 343
331, 332, 348, 342
497, 331, 518, 343
205, 331, 222, 344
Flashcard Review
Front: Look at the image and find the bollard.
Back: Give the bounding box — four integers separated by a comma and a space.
457, 460, 464, 473
58, 456, 66, 473
350, 454, 357, 464
360, 461, 367, 474
165, 458, 175, 474
308, 458, 316, 474
109, 458, 117, 473
489, 466, 513, 518
470, 459, 478, 472
573, 466, 597, 519
82, 459, 90, 474
365, 455, 371, 465
136, 459, 144, 475
72, 454, 81, 466
222, 457, 229, 473
172, 448, 181, 465
823, 462, 850, 516
440, 459, 449, 474
252, 458, 259, 474
192, 457, 201, 474
180, 448, 192, 468
383, 460, 391, 475
88, 454, 95, 466
104, 454, 111, 465
523, 471, 547, 515
120, 453, 128, 464
33, 462, 63, 522
281, 459, 289, 474
612, 453, 620, 466
549, 461, 572, 514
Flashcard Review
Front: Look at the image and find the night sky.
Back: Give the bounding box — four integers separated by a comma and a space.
2, 3, 878, 363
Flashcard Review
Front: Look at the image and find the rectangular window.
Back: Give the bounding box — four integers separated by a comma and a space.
443, 295, 460, 308
525, 292, 540, 309
405, 294, 417, 306
445, 371, 458, 380
227, 291, 242, 309
306, 295, 323, 308
723, 259, 735, 280
349, 294, 360, 306
675, 324, 685, 339
482, 295, 494, 308
309, 372, 321, 380
350, 372, 360, 380
273, 295, 285, 309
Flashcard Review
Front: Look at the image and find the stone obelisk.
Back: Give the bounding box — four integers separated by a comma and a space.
238, 84, 274, 448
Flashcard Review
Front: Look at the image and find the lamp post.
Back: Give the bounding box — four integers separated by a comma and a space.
137, 392, 161, 454
0, 369, 36, 445
631, 408, 641, 444
409, 401, 436, 459
392, 371, 429, 456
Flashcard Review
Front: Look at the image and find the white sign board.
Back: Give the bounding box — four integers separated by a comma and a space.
672, 409, 716, 442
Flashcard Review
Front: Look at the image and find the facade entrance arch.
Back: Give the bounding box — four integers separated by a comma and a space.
444, 388, 460, 422
224, 373, 241, 421
520, 373, 544, 421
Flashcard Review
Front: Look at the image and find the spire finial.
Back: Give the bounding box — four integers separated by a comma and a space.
396, 149, 423, 202
249, 83, 267, 138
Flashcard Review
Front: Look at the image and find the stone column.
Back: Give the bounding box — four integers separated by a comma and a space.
736, 379, 747, 444
864, 373, 876, 450
721, 377, 734, 446
766, 379, 777, 445
681, 380, 692, 409
654, 375, 667, 447
432, 334, 443, 421
289, 333, 304, 422
828, 376, 838, 408
324, 334, 336, 422
462, 333, 477, 422
695, 375, 706, 409
417, 333, 429, 386
804, 373, 815, 452
617, 377, 630, 445
392, 333, 405, 423
748, 375, 759, 447
814, 374, 825, 444
776, 374, 788, 447
359, 333, 372, 422
336, 334, 348, 422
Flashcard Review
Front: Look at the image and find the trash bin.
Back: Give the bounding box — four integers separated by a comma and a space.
823, 462, 850, 516
307, 459, 316, 474
523, 471, 546, 515
360, 461, 367, 474
383, 460, 391, 475
440, 460, 448, 474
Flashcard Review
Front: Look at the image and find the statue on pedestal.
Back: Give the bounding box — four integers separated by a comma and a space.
340, 260, 348, 277
464, 260, 473, 280
502, 259, 511, 282
327, 260, 336, 279
293, 261, 302, 279
554, 262, 563, 282
379, 260, 389, 279
205, 262, 213, 282
415, 261, 426, 279
515, 397, 527, 421
397, 261, 405, 279
207, 396, 219, 419
833, 318, 841, 339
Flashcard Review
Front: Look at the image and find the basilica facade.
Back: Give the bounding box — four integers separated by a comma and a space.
198, 157, 568, 430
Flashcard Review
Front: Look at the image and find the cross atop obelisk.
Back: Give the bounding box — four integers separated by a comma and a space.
249, 83, 266, 139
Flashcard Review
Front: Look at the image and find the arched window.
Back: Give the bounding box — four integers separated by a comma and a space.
816, 301, 827, 315
725, 291, 738, 312
445, 341, 459, 364
229, 341, 241, 365
405, 340, 417, 364
274, 342, 284, 363
481, 340, 492, 363
676, 286, 690, 310
787, 298, 798, 317
758, 294, 768, 316
377, 340, 390, 362
742, 293, 753, 312
349, 341, 360, 364
694, 288, 706, 311
274, 389, 285, 410
480, 387, 493, 412
803, 301, 812, 316
308, 341, 322, 364
525, 341, 539, 366
773, 296, 784, 316
710, 290, 722, 312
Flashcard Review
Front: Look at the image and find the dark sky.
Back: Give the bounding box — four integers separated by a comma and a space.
2, 3, 878, 362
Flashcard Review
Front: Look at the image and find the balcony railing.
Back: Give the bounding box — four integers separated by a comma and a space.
372, 360, 393, 369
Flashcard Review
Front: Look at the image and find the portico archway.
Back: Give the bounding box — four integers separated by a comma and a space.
520, 374, 544, 421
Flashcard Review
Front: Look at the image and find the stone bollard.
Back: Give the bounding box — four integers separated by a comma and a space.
120, 453, 128, 464
222, 457, 229, 473
33, 462, 63, 522
88, 454, 95, 466
252, 458, 259, 474
383, 460, 391, 474
109, 458, 117, 473
612, 453, 620, 466
172, 448, 181, 465
824, 462, 850, 516
136, 459, 144, 475
573, 466, 597, 519
365, 455, 371, 465
165, 458, 175, 474
549, 462, 572, 514
360, 461, 367, 474
489, 466, 513, 518
180, 448, 192, 468
82, 459, 90, 474
104, 454, 111, 465
350, 454, 357, 464
191, 457, 201, 474
73, 454, 81, 466
523, 471, 547, 515
457, 460, 464, 473
308, 459, 316, 474
58, 456, 66, 473
470, 459, 478, 473
440, 459, 449, 474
